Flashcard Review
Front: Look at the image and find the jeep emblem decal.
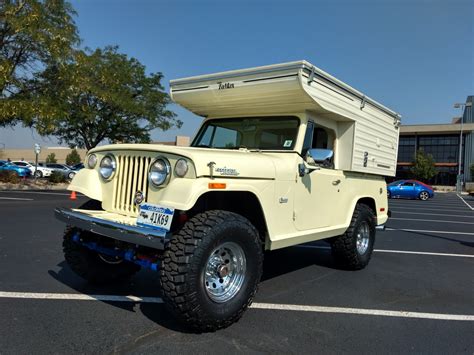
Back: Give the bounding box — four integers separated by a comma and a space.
215, 167, 239, 176
134, 191, 145, 205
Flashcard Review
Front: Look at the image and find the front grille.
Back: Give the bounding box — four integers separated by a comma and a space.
113, 155, 152, 214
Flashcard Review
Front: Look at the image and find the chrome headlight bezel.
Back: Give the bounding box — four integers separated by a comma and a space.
99, 155, 116, 180
149, 158, 171, 187
87, 154, 97, 169
174, 158, 189, 177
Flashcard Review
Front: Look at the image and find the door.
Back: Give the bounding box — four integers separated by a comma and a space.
294, 168, 345, 230
293, 120, 345, 230
399, 182, 415, 198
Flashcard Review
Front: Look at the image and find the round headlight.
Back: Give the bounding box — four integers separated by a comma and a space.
149, 158, 170, 186
174, 159, 188, 177
87, 154, 97, 169
99, 155, 116, 180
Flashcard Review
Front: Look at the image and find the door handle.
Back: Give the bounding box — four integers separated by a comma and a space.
332, 179, 341, 185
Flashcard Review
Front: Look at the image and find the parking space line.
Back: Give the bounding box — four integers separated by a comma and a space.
390, 217, 474, 225
373, 249, 474, 258
250, 303, 474, 321
385, 227, 474, 235
0, 197, 34, 201
0, 291, 163, 303
0, 191, 75, 196
390, 211, 474, 219
389, 202, 467, 208
389, 207, 473, 213
457, 194, 474, 210
295, 245, 474, 258
0, 292, 472, 322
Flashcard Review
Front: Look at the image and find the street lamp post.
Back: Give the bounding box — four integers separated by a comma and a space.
454, 102, 472, 193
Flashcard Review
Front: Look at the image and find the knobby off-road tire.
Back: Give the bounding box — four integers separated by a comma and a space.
63, 228, 140, 284
160, 210, 263, 332
331, 204, 376, 270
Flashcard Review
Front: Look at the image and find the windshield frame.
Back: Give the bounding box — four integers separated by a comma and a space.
191, 116, 301, 151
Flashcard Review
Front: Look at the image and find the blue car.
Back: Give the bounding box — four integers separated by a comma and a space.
0, 161, 32, 177
387, 179, 434, 201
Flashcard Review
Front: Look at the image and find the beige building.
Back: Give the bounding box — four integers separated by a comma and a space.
0, 136, 191, 164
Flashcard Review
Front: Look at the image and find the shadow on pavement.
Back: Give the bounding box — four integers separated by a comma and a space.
48, 244, 340, 333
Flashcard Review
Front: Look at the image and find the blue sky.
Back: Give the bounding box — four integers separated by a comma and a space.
1, 0, 473, 148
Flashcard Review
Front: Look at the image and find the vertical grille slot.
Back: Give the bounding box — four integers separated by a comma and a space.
112, 154, 152, 215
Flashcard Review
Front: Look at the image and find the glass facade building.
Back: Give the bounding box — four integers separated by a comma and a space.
396, 96, 473, 186
397, 135, 465, 185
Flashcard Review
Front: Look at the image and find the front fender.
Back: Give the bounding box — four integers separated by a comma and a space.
68, 169, 103, 201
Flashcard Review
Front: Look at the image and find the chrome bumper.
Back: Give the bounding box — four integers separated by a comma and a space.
54, 208, 169, 249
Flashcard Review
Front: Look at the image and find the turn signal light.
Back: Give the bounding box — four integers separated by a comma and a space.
208, 183, 226, 189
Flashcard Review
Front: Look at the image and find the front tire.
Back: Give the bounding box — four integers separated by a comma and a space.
34, 170, 43, 178
68, 171, 76, 179
63, 228, 140, 284
331, 204, 376, 270
419, 191, 429, 200
160, 210, 263, 332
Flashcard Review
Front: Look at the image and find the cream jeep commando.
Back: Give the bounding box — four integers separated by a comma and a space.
55, 61, 400, 332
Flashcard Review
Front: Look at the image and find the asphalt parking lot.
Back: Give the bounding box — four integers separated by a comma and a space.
0, 191, 473, 354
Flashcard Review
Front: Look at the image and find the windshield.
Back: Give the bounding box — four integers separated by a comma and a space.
192, 116, 299, 150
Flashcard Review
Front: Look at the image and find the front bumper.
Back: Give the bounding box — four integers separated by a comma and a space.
54, 208, 169, 249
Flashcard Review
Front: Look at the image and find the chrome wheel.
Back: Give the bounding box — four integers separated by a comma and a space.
204, 242, 246, 303
356, 222, 370, 255
419, 191, 429, 200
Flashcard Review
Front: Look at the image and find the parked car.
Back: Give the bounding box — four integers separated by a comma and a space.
12, 161, 53, 178
71, 163, 84, 172
387, 180, 434, 200
0, 161, 32, 177
46, 163, 76, 179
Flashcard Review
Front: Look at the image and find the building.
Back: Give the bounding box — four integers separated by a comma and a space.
396, 96, 474, 185
1, 136, 191, 164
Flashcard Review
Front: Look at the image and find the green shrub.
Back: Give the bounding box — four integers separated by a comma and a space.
66, 149, 81, 166
49, 171, 67, 183
0, 170, 20, 184
46, 153, 57, 163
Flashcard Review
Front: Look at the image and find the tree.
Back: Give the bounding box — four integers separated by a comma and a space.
32, 46, 181, 149
65, 148, 80, 165
45, 152, 56, 163
0, 0, 79, 126
410, 149, 437, 182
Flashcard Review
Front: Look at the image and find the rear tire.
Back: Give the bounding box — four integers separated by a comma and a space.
34, 170, 43, 178
160, 210, 263, 332
63, 228, 140, 284
68, 171, 76, 179
331, 204, 376, 270
419, 191, 429, 201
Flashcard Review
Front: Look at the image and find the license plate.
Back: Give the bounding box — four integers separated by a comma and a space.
137, 203, 175, 232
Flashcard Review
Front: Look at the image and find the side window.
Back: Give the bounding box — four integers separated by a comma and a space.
402, 182, 414, 187
313, 128, 328, 149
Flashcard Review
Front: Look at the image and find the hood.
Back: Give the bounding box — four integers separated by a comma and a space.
89, 144, 281, 180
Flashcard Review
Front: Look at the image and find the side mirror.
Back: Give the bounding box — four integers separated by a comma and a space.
306, 148, 334, 169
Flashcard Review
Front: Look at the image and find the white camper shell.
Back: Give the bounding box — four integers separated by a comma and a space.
170, 61, 401, 176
